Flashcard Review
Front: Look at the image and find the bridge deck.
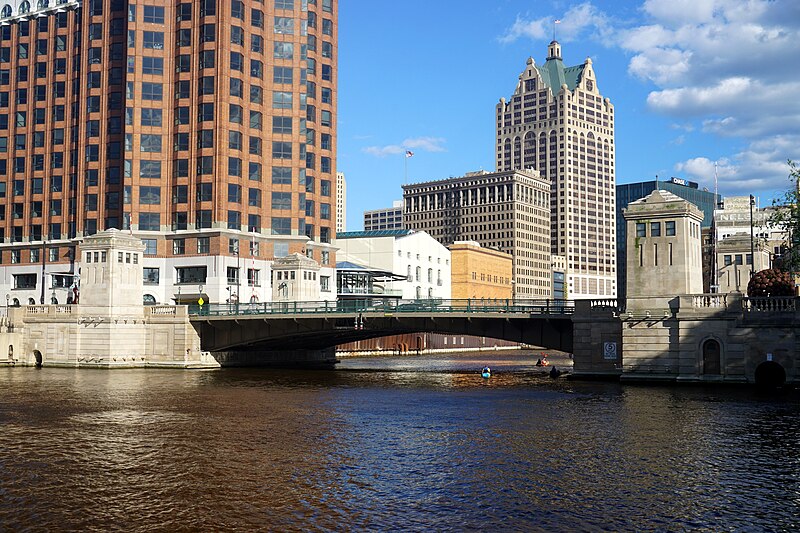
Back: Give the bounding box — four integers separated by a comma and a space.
188, 298, 576, 318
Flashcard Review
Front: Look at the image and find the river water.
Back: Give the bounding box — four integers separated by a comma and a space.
1, 351, 799, 531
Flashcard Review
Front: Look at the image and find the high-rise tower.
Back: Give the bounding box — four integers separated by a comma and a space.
496, 41, 616, 299
0, 0, 337, 306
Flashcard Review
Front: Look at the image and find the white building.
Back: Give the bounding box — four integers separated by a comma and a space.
336, 172, 347, 234
496, 41, 617, 299
335, 229, 451, 300
714, 196, 789, 260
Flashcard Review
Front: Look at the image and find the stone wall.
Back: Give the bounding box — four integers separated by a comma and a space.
8, 304, 215, 369
620, 294, 800, 384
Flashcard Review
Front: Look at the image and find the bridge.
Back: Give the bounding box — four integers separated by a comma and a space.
186, 299, 605, 366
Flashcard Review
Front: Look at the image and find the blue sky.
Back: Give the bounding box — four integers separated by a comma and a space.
337, 0, 800, 231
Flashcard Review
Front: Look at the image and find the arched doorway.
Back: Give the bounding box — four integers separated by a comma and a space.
33, 350, 42, 368
754, 361, 786, 388
702, 339, 721, 375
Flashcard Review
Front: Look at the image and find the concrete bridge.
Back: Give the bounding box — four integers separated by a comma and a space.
187, 299, 610, 367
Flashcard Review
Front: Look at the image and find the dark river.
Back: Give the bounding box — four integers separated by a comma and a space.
1, 351, 799, 531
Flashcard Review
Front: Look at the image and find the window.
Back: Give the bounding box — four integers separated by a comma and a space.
273, 116, 292, 134
140, 134, 162, 152
139, 213, 161, 231
274, 42, 293, 59
272, 91, 292, 109
724, 255, 732, 266
734, 255, 743, 265
140, 160, 161, 178
230, 78, 243, 98
201, 24, 216, 43
272, 141, 292, 159
176, 266, 207, 284
272, 167, 291, 184
272, 217, 291, 235
228, 183, 242, 203
228, 210, 241, 230
140, 186, 161, 205
143, 6, 165, 24
230, 52, 244, 72
229, 104, 243, 123
173, 239, 185, 255
143, 31, 165, 49
274, 16, 294, 34
273, 66, 292, 84
141, 82, 163, 101
650, 222, 661, 237
250, 60, 263, 78
141, 108, 162, 127
272, 192, 291, 210
636, 223, 646, 237
231, 26, 244, 46
197, 237, 210, 254
665, 221, 676, 236
229, 130, 242, 150
144, 267, 159, 284
142, 56, 163, 75
197, 183, 213, 201
251, 34, 264, 53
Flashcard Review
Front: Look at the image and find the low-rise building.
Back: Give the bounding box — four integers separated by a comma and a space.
715, 233, 770, 293
449, 241, 512, 300
335, 229, 451, 300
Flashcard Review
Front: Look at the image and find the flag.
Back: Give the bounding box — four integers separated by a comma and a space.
555, 19, 561, 24
405, 150, 414, 158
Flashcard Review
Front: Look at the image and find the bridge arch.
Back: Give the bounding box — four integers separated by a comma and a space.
754, 361, 786, 388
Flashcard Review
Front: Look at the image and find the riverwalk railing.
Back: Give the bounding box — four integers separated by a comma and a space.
187, 298, 578, 317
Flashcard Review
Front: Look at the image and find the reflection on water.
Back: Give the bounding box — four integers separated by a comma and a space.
1, 352, 799, 531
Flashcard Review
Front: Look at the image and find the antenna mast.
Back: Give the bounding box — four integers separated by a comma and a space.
711, 163, 719, 293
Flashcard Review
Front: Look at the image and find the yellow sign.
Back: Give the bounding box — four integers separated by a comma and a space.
198, 297, 205, 306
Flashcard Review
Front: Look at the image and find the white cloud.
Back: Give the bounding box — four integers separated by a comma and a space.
675, 135, 800, 193
498, 0, 800, 194
625, 0, 800, 192
499, 2, 612, 45
363, 136, 446, 157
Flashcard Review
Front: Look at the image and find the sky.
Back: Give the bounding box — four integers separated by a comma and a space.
336, 0, 800, 231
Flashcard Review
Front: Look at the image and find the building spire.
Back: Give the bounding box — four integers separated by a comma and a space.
547, 40, 562, 60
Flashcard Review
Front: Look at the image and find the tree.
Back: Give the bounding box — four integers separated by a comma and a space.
747, 268, 794, 297
768, 161, 800, 273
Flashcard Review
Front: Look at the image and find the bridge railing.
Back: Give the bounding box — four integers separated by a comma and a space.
744, 296, 797, 313
188, 298, 576, 317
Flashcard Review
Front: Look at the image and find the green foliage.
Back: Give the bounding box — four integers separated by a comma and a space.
769, 160, 800, 272
747, 269, 795, 297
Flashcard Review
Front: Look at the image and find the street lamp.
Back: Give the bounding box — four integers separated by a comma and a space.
749, 194, 756, 279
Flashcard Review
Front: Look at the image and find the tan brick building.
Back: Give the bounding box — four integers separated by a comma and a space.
0, 0, 338, 305
449, 241, 512, 300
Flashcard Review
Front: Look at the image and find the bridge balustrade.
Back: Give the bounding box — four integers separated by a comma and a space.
744, 297, 797, 313
187, 298, 576, 317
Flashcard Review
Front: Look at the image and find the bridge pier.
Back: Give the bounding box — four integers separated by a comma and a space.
571, 300, 623, 380
208, 347, 338, 369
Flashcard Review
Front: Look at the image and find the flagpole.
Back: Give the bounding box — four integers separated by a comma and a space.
404, 152, 408, 185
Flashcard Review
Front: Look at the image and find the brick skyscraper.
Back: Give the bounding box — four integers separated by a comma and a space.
496, 40, 616, 299
0, 0, 337, 306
